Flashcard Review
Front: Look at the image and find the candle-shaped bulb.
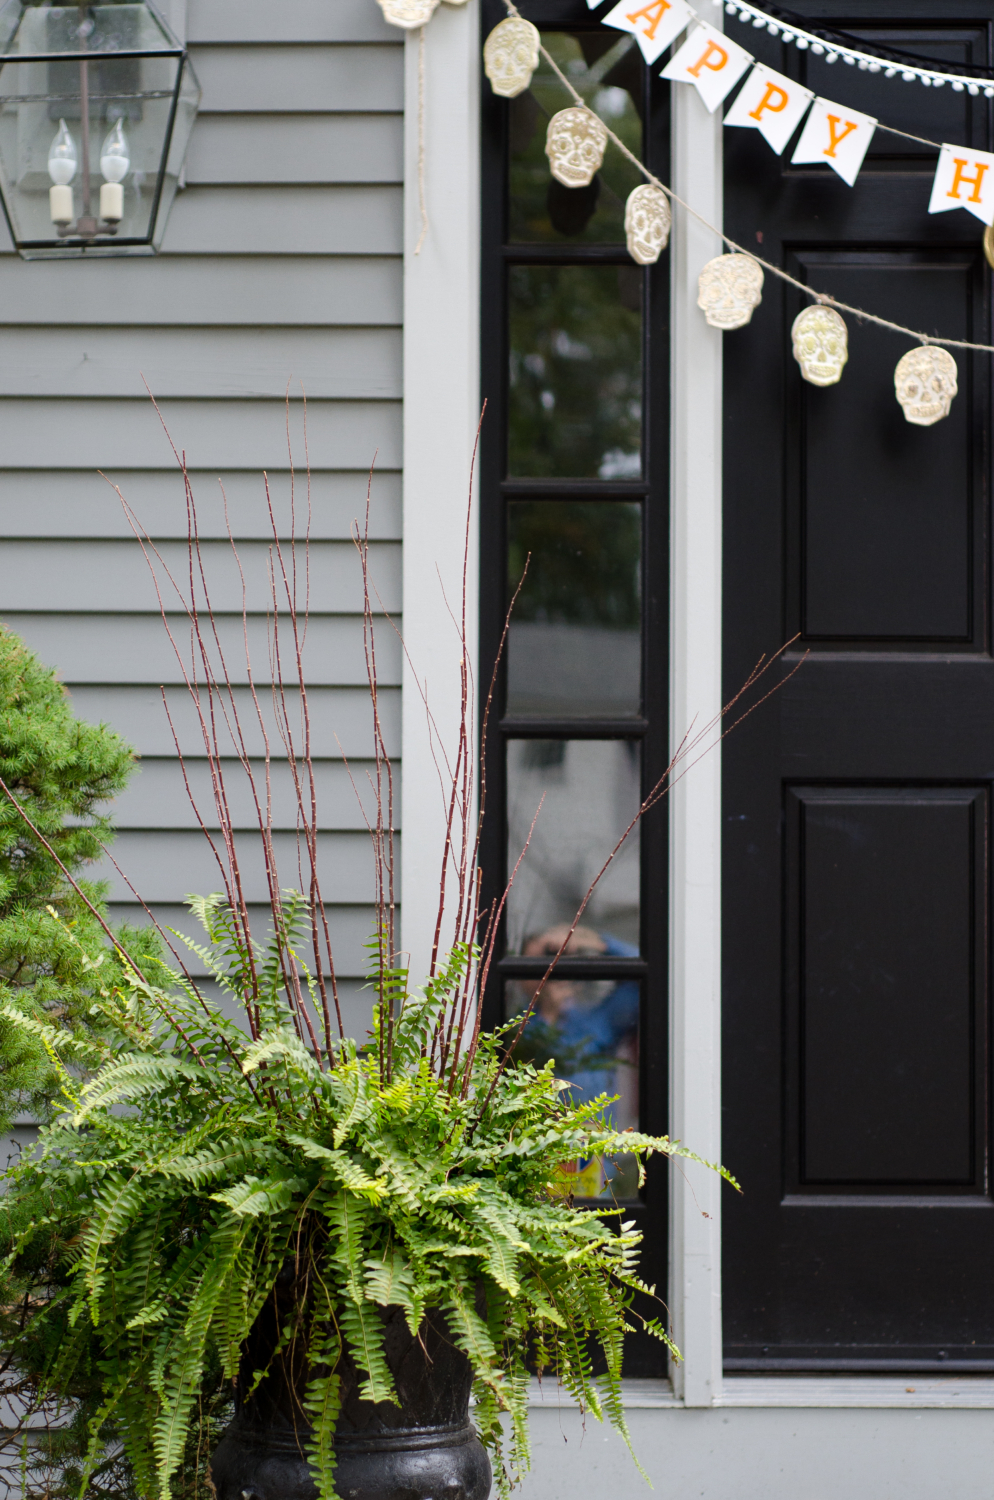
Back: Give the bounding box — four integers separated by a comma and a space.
47, 119, 77, 186
100, 119, 130, 184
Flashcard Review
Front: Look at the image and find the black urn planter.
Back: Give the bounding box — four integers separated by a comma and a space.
209, 1278, 492, 1500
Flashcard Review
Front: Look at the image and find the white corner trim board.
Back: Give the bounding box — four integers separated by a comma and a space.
668, 29, 725, 1409
401, 2, 481, 982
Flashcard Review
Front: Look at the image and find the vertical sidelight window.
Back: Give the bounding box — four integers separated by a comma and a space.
480, 0, 668, 1298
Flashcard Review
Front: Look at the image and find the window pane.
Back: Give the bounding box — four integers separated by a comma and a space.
507, 500, 642, 717
508, 31, 643, 244
503, 976, 641, 1201
508, 265, 642, 479
506, 738, 641, 953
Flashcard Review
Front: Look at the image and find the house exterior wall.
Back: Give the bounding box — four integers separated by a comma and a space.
0, 0, 404, 1035
3, 0, 994, 1492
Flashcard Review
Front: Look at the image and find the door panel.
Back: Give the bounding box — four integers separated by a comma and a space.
788, 252, 980, 644
722, 2, 994, 1372
788, 786, 984, 1189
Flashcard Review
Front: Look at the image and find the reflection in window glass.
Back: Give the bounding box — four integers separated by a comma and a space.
506, 738, 640, 953
507, 500, 642, 717
508, 265, 642, 479
508, 31, 643, 244
504, 976, 640, 1200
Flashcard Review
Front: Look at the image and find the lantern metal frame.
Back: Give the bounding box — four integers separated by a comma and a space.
0, 1, 200, 258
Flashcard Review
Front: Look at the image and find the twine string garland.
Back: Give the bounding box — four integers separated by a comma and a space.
499, 0, 994, 358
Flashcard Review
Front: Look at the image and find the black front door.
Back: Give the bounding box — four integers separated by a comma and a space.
722, 3, 994, 1370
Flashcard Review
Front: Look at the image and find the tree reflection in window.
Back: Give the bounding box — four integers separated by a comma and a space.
508, 265, 642, 479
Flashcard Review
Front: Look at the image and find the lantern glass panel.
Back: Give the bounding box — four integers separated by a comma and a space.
0, 1, 200, 258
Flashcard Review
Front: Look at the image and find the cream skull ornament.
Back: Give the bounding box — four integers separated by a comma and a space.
624, 185, 671, 266
791, 305, 849, 387
893, 345, 959, 426
376, 0, 440, 25
545, 108, 608, 188
483, 17, 541, 99
696, 253, 764, 330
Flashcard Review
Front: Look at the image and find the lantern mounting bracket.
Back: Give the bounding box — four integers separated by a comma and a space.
55, 214, 119, 240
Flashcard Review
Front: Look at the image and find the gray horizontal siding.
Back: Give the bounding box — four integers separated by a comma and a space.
64, 687, 401, 759
0, 471, 402, 539
187, 0, 399, 45
0, 11, 405, 1020
0, 187, 403, 258
192, 45, 404, 112
162, 186, 403, 254
113, 759, 398, 831
98, 830, 385, 904
0, 400, 401, 469
0, 541, 401, 612
0, 258, 402, 326
0, 329, 402, 398
187, 116, 403, 184
3, 616, 401, 686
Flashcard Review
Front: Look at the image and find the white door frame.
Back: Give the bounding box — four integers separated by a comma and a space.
401, 4, 482, 987
666, 52, 725, 1407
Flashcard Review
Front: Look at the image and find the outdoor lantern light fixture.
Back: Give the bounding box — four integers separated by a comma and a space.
0, 0, 200, 257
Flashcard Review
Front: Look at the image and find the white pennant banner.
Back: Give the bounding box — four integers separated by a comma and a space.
928, 144, 994, 225
586, 0, 994, 213
723, 63, 813, 153
659, 20, 753, 113
791, 97, 877, 186
602, 0, 696, 65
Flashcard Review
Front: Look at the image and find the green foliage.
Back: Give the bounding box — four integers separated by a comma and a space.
0, 901, 733, 1500
508, 264, 642, 481
0, 624, 161, 1136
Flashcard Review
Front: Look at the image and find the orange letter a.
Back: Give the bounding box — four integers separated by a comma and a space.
624, 0, 672, 40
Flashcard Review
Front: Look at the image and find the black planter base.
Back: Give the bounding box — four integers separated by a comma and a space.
209, 1299, 492, 1500
210, 1416, 492, 1500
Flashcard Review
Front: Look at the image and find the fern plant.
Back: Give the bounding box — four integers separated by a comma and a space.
2, 902, 728, 1500
0, 416, 777, 1500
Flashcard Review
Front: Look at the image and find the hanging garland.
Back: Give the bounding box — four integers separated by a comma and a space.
705, 0, 994, 94
373, 0, 994, 424
375, 0, 466, 28
474, 0, 994, 426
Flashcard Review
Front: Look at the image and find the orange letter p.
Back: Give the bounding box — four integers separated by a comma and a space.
748, 82, 789, 122
686, 39, 728, 78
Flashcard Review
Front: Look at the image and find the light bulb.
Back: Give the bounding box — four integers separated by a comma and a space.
100, 119, 130, 184
47, 119, 77, 186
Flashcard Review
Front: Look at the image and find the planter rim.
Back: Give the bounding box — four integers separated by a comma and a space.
221, 1414, 479, 1456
